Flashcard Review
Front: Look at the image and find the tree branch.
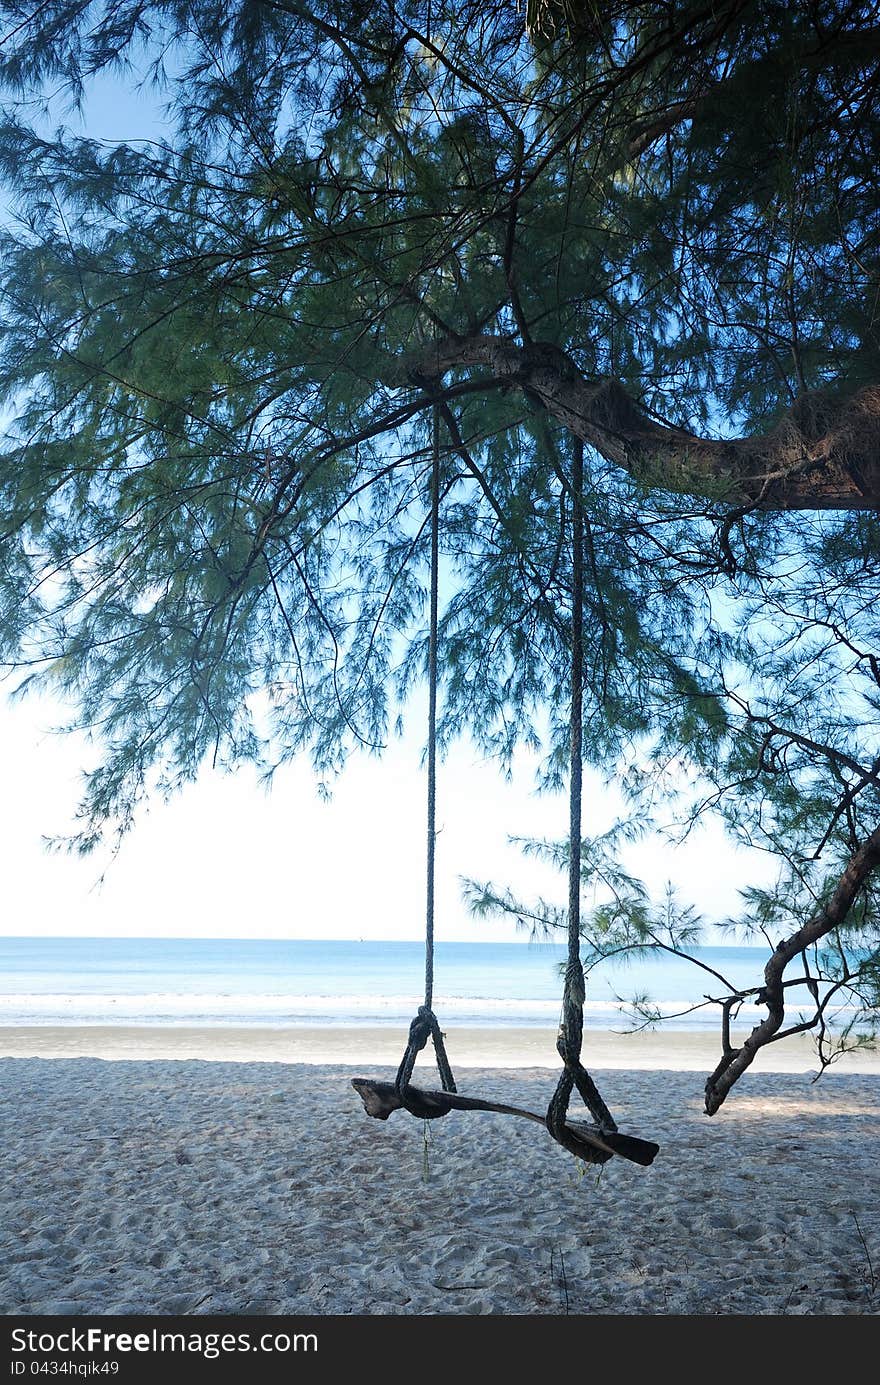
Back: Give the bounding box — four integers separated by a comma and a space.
407, 335, 880, 510
704, 823, 880, 1114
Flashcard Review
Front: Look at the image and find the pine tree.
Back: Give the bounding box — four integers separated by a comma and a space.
0, 2, 878, 1108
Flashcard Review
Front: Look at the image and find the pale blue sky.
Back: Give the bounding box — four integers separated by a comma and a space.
0, 52, 772, 943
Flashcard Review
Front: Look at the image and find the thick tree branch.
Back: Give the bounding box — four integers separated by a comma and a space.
407, 335, 880, 510
704, 823, 880, 1114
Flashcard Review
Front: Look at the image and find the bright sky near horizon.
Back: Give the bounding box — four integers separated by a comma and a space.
0, 684, 768, 942
0, 56, 774, 944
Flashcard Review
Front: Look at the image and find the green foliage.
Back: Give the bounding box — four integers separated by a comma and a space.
0, 0, 877, 998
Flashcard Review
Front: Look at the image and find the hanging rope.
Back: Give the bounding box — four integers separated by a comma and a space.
545, 437, 617, 1163
395, 402, 457, 1111
354, 423, 659, 1168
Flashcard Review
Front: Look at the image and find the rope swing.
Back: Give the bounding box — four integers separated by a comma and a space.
389, 402, 458, 1112
353, 423, 659, 1170
546, 438, 626, 1163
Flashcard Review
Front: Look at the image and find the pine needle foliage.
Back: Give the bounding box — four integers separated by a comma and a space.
0, 1, 878, 1093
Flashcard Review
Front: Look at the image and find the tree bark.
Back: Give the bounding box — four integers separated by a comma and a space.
704, 824, 880, 1114
409, 335, 880, 511
351, 1077, 659, 1165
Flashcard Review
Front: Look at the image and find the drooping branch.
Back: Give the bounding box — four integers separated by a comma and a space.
704, 823, 880, 1115
409, 336, 880, 510
625, 26, 880, 159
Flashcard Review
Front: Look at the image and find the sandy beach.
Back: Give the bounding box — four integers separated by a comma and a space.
1, 1026, 878, 1316
5, 1023, 880, 1069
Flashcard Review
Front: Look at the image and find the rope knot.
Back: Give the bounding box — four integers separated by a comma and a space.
407, 1008, 434, 1054
395, 1006, 457, 1108
556, 1026, 581, 1069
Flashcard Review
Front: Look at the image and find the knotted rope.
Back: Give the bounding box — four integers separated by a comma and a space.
545, 437, 616, 1162
396, 402, 457, 1113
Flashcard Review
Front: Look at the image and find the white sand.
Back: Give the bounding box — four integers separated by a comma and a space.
1, 1028, 878, 1316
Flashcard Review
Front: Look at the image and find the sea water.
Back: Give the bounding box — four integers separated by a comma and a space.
0, 936, 852, 1031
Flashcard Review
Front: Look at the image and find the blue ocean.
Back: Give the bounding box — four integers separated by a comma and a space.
0, 936, 835, 1032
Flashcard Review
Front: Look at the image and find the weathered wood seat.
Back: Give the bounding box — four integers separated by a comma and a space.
352, 1077, 659, 1166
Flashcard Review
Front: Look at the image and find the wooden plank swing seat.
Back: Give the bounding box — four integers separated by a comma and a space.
354, 421, 660, 1171
351, 1077, 659, 1166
